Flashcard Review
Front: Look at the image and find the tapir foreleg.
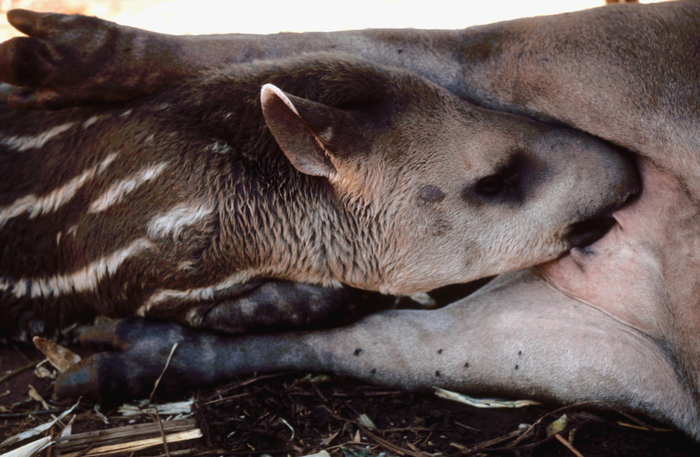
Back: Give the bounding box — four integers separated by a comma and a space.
56, 269, 699, 438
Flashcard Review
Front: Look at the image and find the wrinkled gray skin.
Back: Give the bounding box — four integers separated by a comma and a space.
3, 0, 700, 441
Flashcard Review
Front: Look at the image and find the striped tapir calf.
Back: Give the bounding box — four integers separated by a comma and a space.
0, 48, 638, 343
5, 0, 700, 440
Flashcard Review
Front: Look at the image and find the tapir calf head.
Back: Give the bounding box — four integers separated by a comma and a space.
259, 62, 639, 293
0, 56, 640, 339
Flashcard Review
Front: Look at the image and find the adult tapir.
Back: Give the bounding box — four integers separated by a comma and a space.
0, 49, 637, 342
3, 0, 700, 441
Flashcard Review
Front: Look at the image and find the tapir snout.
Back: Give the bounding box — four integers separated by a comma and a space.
373, 102, 641, 293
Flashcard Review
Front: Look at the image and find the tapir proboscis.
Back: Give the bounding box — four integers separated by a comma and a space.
3, 0, 700, 441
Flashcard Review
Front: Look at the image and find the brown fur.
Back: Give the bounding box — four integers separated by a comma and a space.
0, 52, 637, 342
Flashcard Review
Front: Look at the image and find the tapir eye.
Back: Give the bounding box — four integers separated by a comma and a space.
475, 175, 511, 197
464, 153, 532, 205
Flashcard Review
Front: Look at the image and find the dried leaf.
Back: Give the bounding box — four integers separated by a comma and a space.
356, 414, 376, 430
27, 385, 49, 410
32, 337, 81, 373
433, 387, 540, 408
300, 451, 330, 457
0, 436, 52, 457
0, 402, 78, 448
546, 414, 568, 437
94, 405, 110, 425
33, 365, 56, 380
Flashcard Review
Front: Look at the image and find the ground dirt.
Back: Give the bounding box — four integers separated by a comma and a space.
2, 343, 700, 457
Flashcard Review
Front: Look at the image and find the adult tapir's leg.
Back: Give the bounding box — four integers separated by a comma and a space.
0, 9, 466, 109
55, 269, 700, 439
0, 9, 200, 109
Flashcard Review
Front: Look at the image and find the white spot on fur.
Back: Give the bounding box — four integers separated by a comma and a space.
208, 141, 232, 154
0, 122, 76, 151
147, 203, 213, 241
239, 298, 259, 317
0, 238, 152, 299
82, 115, 108, 129
318, 127, 334, 143
177, 260, 197, 272
138, 271, 254, 316
0, 153, 118, 228
13, 279, 28, 298
89, 162, 169, 213
120, 109, 133, 118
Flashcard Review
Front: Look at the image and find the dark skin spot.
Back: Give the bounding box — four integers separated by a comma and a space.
514, 365, 519, 370
354, 348, 363, 356
437, 349, 443, 354
370, 368, 376, 375
417, 185, 445, 204
430, 217, 453, 236
435, 371, 441, 377
464, 362, 469, 368
518, 351, 522, 356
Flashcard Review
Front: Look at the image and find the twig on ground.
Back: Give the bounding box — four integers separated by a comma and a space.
0, 361, 37, 384
150, 343, 179, 402
554, 433, 584, 457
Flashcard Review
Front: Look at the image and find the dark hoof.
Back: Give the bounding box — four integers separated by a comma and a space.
55, 319, 190, 401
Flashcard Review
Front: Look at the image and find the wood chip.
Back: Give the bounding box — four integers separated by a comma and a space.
55, 418, 197, 452
60, 429, 202, 457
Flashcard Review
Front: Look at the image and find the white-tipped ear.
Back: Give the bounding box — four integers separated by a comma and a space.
261, 84, 337, 179
261, 84, 300, 115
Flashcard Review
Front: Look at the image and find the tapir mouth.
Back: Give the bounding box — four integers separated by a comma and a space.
566, 215, 617, 249
566, 176, 640, 249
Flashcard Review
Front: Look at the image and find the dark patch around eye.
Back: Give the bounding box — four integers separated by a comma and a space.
418, 185, 445, 203
461, 151, 534, 206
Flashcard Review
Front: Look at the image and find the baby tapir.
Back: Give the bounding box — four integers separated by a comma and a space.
0, 53, 638, 342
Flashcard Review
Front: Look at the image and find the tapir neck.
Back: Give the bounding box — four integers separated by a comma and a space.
214, 173, 386, 290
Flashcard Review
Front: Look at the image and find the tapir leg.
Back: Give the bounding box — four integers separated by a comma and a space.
163, 281, 393, 333
0, 9, 197, 109
55, 269, 700, 439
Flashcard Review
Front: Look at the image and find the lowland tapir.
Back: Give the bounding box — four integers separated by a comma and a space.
4, 0, 700, 441
0, 40, 638, 343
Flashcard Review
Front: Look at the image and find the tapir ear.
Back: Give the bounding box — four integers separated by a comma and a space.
261, 84, 347, 179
